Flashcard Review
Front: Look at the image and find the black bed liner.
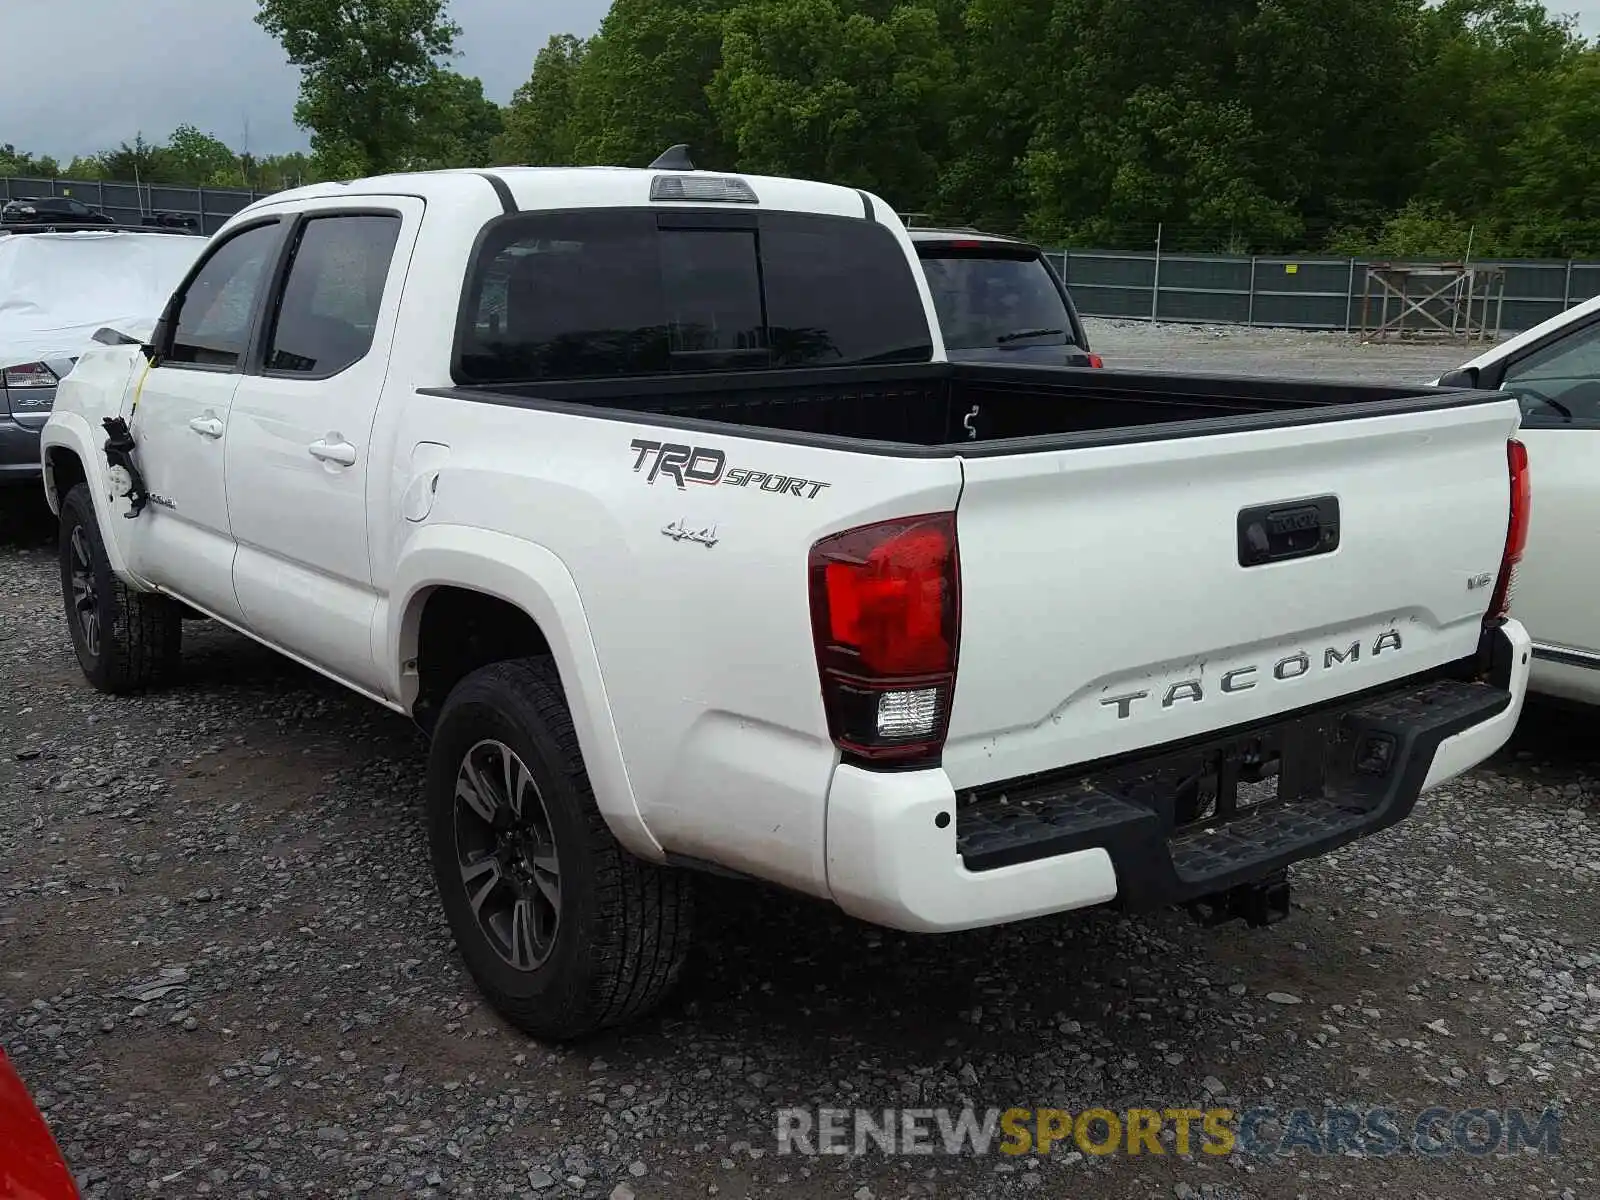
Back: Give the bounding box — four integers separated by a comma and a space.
420, 362, 1510, 458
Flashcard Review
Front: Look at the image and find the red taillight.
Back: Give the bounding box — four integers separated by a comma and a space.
1487, 438, 1530, 622
809, 513, 960, 766
1086, 353, 1105, 368
2, 362, 57, 389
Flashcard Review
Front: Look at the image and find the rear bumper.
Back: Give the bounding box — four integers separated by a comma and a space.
1420, 620, 1530, 788
826, 620, 1529, 933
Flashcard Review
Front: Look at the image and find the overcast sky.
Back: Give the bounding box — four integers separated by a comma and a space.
12, 0, 610, 161
12, 0, 1600, 161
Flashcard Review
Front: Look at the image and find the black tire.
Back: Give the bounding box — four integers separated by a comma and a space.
58, 483, 181, 694
426, 657, 694, 1040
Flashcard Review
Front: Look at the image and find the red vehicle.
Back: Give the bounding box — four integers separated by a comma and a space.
0, 1047, 79, 1199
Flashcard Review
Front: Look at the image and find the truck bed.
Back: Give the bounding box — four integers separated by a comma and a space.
420, 354, 1522, 811
427, 362, 1500, 454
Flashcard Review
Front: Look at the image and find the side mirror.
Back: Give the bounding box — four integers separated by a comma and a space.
1437, 366, 1480, 389
142, 313, 173, 365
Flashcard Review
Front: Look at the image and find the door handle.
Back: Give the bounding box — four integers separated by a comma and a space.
188, 415, 224, 439
1237, 495, 1340, 567
308, 437, 358, 467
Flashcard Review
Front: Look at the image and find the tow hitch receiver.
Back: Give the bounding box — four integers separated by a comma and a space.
1185, 869, 1291, 929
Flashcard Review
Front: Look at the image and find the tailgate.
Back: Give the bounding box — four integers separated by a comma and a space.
943, 396, 1521, 789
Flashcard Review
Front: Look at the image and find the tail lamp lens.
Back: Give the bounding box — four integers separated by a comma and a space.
2, 362, 59, 413
1487, 438, 1530, 622
809, 513, 960, 765
3, 362, 57, 388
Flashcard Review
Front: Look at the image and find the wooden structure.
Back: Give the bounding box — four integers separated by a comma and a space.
1359, 262, 1506, 343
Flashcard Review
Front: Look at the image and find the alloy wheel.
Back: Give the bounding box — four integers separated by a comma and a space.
452, 739, 562, 972
69, 524, 100, 659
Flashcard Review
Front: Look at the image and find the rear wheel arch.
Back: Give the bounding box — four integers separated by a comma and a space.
409, 584, 553, 734
390, 532, 662, 861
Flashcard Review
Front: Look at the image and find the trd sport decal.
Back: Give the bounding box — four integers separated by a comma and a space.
628, 439, 831, 499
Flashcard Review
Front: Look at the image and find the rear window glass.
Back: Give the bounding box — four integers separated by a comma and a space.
455, 210, 933, 383
918, 251, 1077, 351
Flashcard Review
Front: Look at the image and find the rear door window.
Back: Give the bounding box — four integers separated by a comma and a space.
263, 213, 402, 377
918, 250, 1077, 351
455, 209, 932, 383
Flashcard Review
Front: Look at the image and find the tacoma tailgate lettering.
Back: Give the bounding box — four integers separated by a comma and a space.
1100, 630, 1404, 721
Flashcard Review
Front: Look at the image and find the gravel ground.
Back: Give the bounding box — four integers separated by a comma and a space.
1081, 318, 1493, 383
3, 326, 1597, 1200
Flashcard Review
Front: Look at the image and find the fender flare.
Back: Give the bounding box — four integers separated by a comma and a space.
388, 525, 663, 862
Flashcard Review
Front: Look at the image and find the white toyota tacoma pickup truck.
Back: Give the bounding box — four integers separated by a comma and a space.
40, 155, 1533, 1040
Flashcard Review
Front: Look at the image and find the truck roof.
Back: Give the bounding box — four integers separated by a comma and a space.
907, 227, 1042, 252
235, 166, 881, 225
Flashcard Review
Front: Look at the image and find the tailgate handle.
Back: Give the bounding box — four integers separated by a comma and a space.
1237, 495, 1340, 567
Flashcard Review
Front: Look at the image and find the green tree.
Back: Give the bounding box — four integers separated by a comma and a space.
1228, 0, 1425, 231
248, 151, 320, 191
569, 0, 733, 167
0, 144, 62, 178
306, 0, 1600, 256
166, 125, 244, 187
255, 0, 464, 176
94, 135, 169, 184
494, 34, 588, 165
709, 0, 957, 206
1405, 0, 1583, 212
1326, 198, 1489, 259
62, 156, 106, 180
932, 0, 1050, 232
962, 0, 1433, 250
1499, 49, 1600, 254
412, 71, 504, 169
